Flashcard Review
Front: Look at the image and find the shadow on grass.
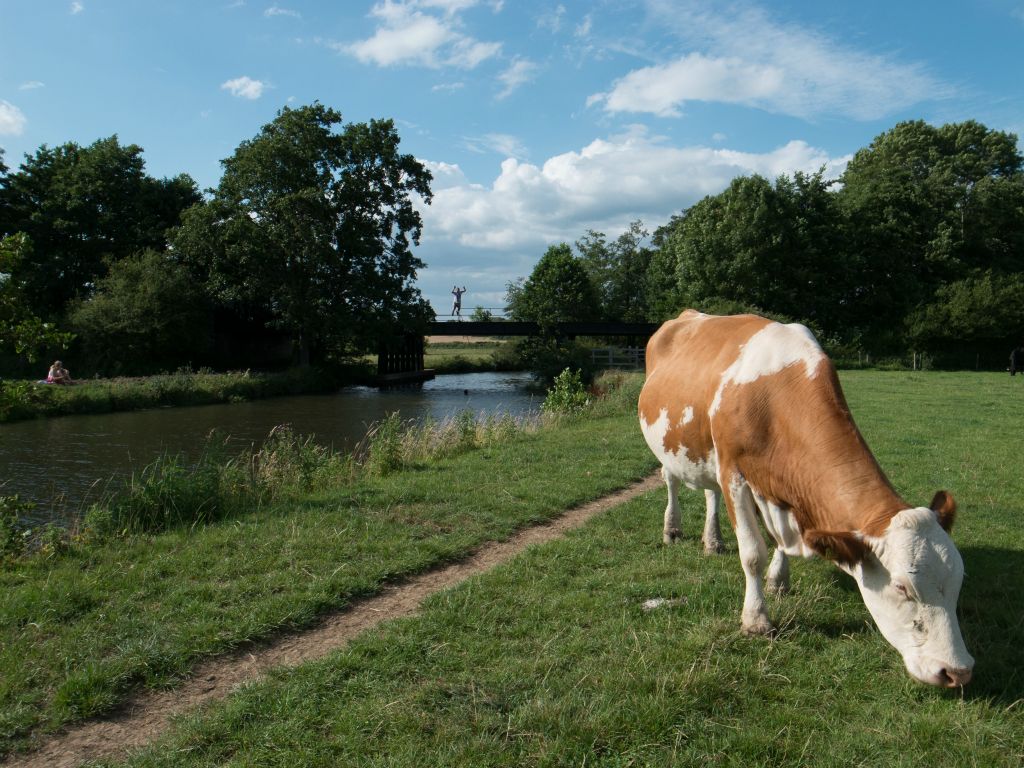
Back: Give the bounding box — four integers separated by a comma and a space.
958, 545, 1024, 705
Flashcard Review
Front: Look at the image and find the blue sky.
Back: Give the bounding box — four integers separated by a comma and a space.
2, 1, 1022, 316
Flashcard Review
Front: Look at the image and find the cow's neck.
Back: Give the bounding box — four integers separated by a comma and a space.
787, 407, 907, 536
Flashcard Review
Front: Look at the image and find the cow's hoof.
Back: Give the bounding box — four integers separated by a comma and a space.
663, 528, 682, 545
741, 615, 776, 636
703, 540, 725, 555
766, 579, 790, 596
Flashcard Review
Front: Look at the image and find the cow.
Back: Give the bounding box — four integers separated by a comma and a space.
638, 310, 974, 687
1010, 346, 1024, 376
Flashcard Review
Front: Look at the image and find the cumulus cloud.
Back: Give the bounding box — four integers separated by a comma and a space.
221, 76, 267, 99
343, 0, 500, 68
0, 101, 27, 136
591, 1, 950, 120
496, 58, 538, 99
420, 127, 849, 251
537, 4, 566, 32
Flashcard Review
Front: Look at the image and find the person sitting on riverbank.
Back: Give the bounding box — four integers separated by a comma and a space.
46, 361, 74, 385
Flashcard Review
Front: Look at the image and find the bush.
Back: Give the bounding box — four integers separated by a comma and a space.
542, 368, 590, 415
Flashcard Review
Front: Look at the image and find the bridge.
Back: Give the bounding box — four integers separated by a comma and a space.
377, 317, 660, 386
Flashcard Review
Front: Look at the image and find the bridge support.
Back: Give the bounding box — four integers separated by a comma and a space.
376, 333, 435, 387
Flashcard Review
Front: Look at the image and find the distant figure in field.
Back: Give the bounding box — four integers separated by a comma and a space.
451, 285, 467, 318
1011, 346, 1024, 376
46, 360, 74, 385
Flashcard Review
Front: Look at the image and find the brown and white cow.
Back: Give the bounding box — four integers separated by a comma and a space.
638, 310, 974, 687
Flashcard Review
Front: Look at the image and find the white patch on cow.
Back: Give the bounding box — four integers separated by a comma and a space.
681, 405, 694, 425
710, 322, 825, 415
639, 407, 718, 491
750, 489, 813, 557
847, 508, 974, 687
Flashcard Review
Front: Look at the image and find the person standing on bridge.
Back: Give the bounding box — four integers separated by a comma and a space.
451, 285, 467, 319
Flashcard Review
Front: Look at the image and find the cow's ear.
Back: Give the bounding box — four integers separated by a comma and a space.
930, 490, 956, 532
804, 529, 870, 566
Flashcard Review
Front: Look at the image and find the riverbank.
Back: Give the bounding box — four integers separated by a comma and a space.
5, 371, 1024, 766
0, 366, 368, 424
0, 372, 653, 756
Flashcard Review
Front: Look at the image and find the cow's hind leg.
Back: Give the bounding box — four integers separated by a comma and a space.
702, 489, 725, 554
766, 548, 790, 595
724, 472, 774, 635
661, 467, 682, 544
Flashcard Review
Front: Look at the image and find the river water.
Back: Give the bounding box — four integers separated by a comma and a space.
0, 371, 541, 523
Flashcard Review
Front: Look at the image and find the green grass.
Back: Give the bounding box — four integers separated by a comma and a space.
0, 381, 654, 755
87, 370, 1022, 767
424, 340, 511, 373
0, 366, 362, 424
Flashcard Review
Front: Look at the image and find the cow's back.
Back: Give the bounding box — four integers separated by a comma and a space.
639, 310, 772, 486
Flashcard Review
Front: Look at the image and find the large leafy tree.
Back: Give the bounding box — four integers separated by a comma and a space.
172, 104, 433, 366
837, 120, 1024, 348
0, 233, 73, 363
2, 136, 201, 316
505, 243, 600, 330
576, 220, 653, 322
659, 170, 844, 335
68, 249, 212, 374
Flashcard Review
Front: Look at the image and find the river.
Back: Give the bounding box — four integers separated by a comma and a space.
0, 371, 541, 524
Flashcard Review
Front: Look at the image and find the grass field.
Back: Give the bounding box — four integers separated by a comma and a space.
4, 371, 1024, 765
0, 382, 653, 756
423, 339, 510, 373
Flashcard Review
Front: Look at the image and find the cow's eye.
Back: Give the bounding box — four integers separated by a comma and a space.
894, 582, 912, 600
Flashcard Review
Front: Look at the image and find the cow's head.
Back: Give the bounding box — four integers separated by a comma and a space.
805, 492, 974, 687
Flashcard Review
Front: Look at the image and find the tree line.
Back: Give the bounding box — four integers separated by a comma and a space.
507, 120, 1024, 369
3, 114, 1021, 377
0, 103, 432, 376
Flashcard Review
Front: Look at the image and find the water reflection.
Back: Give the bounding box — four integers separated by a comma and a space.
0, 371, 540, 522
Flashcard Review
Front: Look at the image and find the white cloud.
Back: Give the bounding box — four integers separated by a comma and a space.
0, 101, 27, 136
463, 133, 529, 159
592, 1, 950, 121
496, 57, 538, 99
420, 127, 849, 251
221, 76, 267, 99
265, 5, 301, 18
590, 53, 784, 117
432, 81, 465, 92
537, 4, 566, 32
70, 1, 84, 14
343, 1, 500, 69
19, 81, 45, 90
575, 14, 592, 37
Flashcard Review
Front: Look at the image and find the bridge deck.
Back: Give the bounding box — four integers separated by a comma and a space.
427, 321, 659, 337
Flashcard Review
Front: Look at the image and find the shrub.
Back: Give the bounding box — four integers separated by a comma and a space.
542, 368, 590, 415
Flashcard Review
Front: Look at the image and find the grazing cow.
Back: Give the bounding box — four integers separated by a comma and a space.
1010, 346, 1024, 376
638, 310, 974, 687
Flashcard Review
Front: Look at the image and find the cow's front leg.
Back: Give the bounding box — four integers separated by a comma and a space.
662, 467, 682, 544
702, 489, 724, 554
727, 475, 774, 635
766, 548, 790, 595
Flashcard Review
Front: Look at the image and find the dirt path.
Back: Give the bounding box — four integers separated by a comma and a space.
6, 473, 661, 768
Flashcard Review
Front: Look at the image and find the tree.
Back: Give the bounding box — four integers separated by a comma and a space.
172, 104, 433, 366
660, 171, 844, 335
505, 243, 599, 330
67, 249, 212, 374
2, 136, 202, 316
837, 120, 1024, 348
576, 220, 652, 322
0, 233, 73, 363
